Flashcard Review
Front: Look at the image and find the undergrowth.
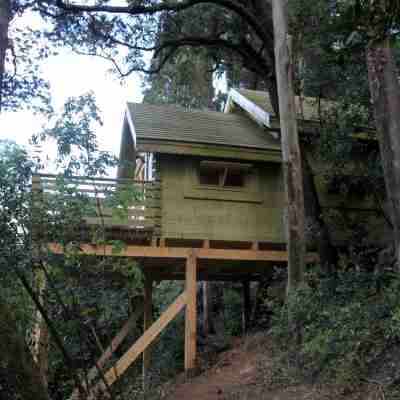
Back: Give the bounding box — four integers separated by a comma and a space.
271, 267, 400, 388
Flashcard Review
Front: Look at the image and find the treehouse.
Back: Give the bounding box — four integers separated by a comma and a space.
32, 88, 388, 396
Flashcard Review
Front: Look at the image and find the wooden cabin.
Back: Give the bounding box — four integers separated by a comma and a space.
118, 93, 284, 246
115, 88, 389, 249
32, 88, 388, 394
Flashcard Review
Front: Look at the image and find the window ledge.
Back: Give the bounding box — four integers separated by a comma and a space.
184, 184, 263, 203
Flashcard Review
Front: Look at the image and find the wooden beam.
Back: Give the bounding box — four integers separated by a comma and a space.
200, 160, 253, 171
185, 251, 197, 376
91, 291, 187, 394
143, 275, 153, 389
224, 88, 271, 129
48, 243, 319, 263
71, 302, 143, 399
48, 243, 188, 258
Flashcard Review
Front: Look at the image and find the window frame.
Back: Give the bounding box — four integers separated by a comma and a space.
197, 160, 252, 189
184, 159, 263, 203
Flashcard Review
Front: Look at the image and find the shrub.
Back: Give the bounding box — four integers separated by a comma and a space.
272, 267, 400, 385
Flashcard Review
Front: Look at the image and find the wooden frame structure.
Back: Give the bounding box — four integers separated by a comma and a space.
48, 240, 317, 397
33, 172, 318, 396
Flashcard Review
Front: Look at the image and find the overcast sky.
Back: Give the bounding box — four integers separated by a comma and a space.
0, 49, 144, 163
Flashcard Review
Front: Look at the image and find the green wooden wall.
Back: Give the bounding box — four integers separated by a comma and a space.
159, 154, 285, 243
157, 151, 392, 246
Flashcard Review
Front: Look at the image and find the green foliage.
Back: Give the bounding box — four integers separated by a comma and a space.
0, 141, 36, 331
223, 287, 243, 337
1, 17, 53, 113
33, 92, 117, 176
143, 48, 216, 110
152, 281, 186, 375
0, 93, 149, 398
272, 267, 400, 385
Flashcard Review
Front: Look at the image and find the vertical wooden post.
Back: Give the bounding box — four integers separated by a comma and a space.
202, 240, 210, 336
242, 281, 251, 334
185, 251, 197, 377
202, 281, 210, 336
142, 275, 153, 389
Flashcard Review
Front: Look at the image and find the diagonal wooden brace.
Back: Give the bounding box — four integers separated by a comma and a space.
89, 290, 187, 396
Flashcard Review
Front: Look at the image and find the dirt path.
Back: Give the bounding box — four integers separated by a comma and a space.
162, 334, 370, 400
163, 335, 312, 400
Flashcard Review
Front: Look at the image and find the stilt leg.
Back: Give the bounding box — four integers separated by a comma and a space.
202, 281, 210, 336
242, 281, 251, 334
185, 251, 197, 377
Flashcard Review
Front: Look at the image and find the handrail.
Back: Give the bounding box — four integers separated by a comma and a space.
33, 173, 158, 185
32, 174, 162, 234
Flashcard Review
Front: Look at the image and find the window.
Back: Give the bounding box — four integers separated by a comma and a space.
199, 167, 221, 186
198, 161, 252, 188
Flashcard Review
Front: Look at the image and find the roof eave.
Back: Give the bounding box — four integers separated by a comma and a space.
225, 88, 274, 134
136, 137, 282, 163
116, 106, 137, 179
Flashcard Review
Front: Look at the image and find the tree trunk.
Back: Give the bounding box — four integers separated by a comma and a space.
0, 303, 49, 400
30, 269, 49, 390
367, 40, 400, 271
272, 0, 306, 293
0, 0, 10, 111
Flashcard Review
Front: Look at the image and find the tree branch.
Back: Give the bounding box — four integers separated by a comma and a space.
55, 0, 273, 56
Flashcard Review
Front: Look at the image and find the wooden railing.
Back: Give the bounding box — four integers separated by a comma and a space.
32, 174, 161, 236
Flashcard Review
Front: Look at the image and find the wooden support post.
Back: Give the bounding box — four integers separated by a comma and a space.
71, 303, 144, 399
91, 292, 187, 395
202, 241, 210, 336
202, 282, 210, 336
185, 251, 197, 377
143, 275, 153, 389
242, 281, 251, 334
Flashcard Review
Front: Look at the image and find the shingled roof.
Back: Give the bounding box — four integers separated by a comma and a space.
126, 102, 280, 151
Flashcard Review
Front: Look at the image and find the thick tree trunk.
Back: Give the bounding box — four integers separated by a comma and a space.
272, 0, 306, 293
367, 41, 400, 271
0, 0, 10, 111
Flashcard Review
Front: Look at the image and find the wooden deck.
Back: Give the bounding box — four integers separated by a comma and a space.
32, 174, 162, 240
48, 241, 318, 281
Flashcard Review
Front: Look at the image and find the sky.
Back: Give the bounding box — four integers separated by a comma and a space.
0, 10, 227, 175
0, 50, 144, 162
0, 8, 147, 172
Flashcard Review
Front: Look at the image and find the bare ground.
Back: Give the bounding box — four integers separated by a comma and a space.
160, 333, 392, 400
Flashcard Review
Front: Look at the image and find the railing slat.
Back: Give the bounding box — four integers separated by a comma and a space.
33, 174, 162, 234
